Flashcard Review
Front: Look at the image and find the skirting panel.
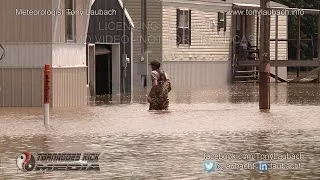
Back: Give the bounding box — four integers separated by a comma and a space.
162, 61, 231, 88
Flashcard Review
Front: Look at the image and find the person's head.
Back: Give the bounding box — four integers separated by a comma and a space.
149, 60, 161, 70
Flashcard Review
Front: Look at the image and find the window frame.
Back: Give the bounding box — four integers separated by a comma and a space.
65, 0, 76, 42
177, 9, 191, 46
217, 12, 227, 32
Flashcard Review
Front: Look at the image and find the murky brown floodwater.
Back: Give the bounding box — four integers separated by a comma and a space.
0, 83, 320, 179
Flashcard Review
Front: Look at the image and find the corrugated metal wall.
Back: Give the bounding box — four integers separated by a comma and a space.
52, 67, 87, 107
163, 61, 231, 88
0, 44, 52, 68
0, 0, 90, 43
126, 0, 142, 64
0, 0, 52, 43
0, 68, 43, 107
52, 44, 86, 67
146, 0, 163, 62
0, 67, 87, 107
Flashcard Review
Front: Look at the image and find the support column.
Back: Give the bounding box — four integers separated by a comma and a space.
297, 15, 301, 77
141, 0, 150, 90
256, 16, 259, 47
318, 15, 320, 83
275, 15, 279, 83
259, 0, 271, 110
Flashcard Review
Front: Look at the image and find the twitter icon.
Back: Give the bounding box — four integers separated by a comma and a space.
203, 160, 216, 173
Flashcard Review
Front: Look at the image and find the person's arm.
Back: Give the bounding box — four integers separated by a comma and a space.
164, 72, 172, 92
147, 71, 159, 100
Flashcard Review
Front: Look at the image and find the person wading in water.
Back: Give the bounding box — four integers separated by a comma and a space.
147, 60, 172, 110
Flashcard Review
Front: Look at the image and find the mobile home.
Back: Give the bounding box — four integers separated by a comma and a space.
126, 0, 288, 94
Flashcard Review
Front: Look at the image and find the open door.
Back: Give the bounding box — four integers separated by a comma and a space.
112, 44, 121, 102
87, 44, 96, 96
95, 45, 112, 95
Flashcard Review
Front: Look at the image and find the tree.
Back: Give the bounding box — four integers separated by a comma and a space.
274, 0, 320, 70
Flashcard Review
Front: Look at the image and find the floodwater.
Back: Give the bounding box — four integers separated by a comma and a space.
0, 83, 320, 179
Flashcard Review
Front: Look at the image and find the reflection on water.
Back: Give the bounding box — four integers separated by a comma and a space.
0, 84, 320, 179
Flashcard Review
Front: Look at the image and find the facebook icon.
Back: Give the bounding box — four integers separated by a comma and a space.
258, 161, 268, 172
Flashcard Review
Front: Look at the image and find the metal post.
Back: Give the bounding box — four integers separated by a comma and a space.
259, 0, 271, 110
146, 51, 149, 83
255, 15, 260, 79
141, 0, 147, 56
275, 15, 279, 83
256, 16, 259, 48
297, 15, 301, 77
122, 0, 126, 98
44, 64, 51, 128
318, 15, 320, 83
142, 0, 149, 89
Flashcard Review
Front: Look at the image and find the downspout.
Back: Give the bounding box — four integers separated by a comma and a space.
131, 28, 134, 103
122, 0, 127, 98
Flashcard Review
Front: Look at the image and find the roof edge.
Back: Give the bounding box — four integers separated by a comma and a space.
118, 0, 135, 28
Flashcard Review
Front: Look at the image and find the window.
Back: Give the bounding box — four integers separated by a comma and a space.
217, 12, 227, 32
65, 0, 75, 42
177, 9, 191, 45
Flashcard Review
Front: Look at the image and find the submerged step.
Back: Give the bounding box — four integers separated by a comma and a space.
233, 80, 259, 83
234, 75, 258, 78
236, 70, 259, 73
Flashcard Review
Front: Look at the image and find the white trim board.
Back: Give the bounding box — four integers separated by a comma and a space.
117, 0, 135, 28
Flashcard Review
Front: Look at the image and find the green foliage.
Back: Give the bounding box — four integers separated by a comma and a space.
273, 0, 319, 62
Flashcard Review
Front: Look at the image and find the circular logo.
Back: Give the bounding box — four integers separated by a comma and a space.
16, 152, 36, 172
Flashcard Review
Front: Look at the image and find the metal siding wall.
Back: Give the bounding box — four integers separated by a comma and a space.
0, 0, 52, 43
52, 44, 86, 67
146, 0, 163, 62
52, 0, 65, 43
0, 44, 52, 68
52, 0, 91, 43
0, 67, 87, 107
126, 0, 142, 64
0, 68, 43, 107
75, 0, 88, 44
162, 4, 232, 62
162, 61, 230, 89
52, 67, 87, 107
32, 69, 44, 106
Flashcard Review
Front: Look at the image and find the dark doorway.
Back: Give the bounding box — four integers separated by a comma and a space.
95, 46, 112, 95
236, 15, 245, 42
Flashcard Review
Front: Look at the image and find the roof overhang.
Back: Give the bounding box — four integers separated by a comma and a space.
233, 3, 262, 10
233, 3, 320, 15
161, 0, 229, 7
161, 0, 232, 12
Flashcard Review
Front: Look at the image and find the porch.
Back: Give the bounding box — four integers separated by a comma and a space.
231, 3, 320, 83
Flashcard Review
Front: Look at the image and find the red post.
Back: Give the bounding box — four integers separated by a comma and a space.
44, 64, 51, 127
44, 64, 51, 104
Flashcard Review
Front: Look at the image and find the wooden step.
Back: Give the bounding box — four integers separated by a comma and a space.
234, 75, 258, 78
235, 70, 259, 73
233, 80, 259, 83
